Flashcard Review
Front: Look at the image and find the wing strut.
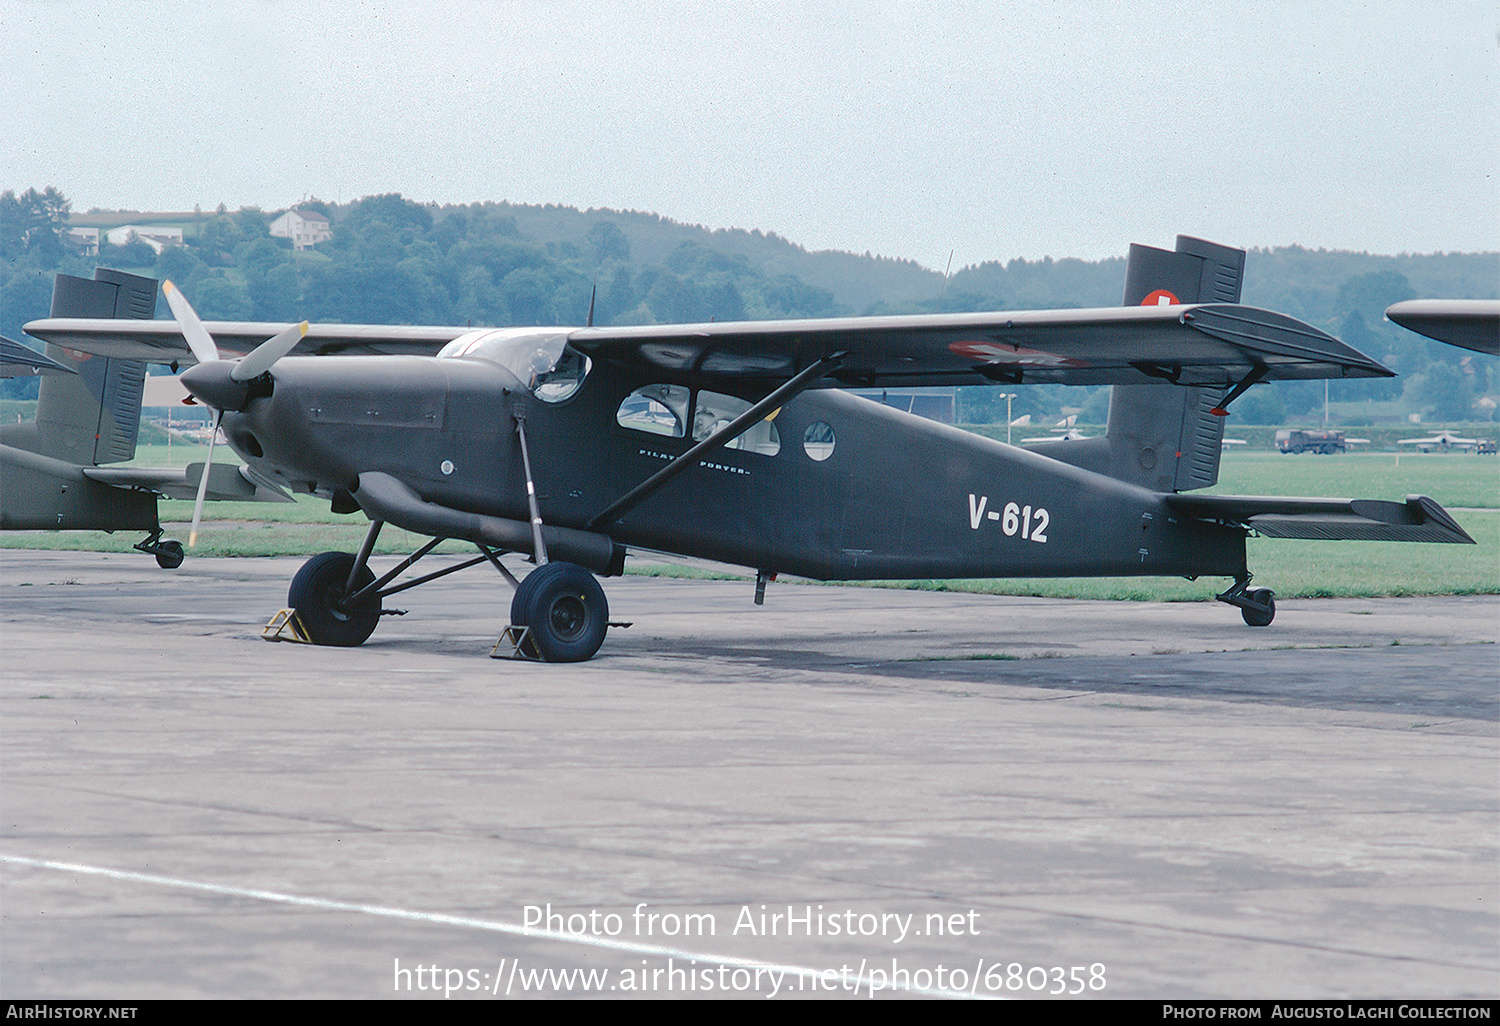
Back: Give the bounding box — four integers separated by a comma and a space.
586, 352, 846, 531
1209, 364, 1269, 417
514, 413, 549, 564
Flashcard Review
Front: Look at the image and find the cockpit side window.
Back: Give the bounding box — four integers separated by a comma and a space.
531, 345, 589, 403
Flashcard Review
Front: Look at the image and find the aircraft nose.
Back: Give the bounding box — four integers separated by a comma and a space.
180, 360, 252, 411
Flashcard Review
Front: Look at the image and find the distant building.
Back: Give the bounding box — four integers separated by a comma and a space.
270, 209, 331, 250
65, 226, 99, 255
104, 225, 184, 254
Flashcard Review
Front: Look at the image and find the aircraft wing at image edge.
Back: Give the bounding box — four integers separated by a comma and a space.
25, 303, 1394, 389
1385, 299, 1500, 357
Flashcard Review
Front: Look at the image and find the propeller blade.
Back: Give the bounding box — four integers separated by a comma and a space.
161, 281, 219, 366
231, 321, 308, 381
188, 409, 223, 548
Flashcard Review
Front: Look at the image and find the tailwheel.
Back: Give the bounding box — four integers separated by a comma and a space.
134, 531, 184, 569
1217, 577, 1276, 628
153, 540, 185, 569
510, 562, 609, 662
288, 551, 381, 647
1241, 587, 1276, 627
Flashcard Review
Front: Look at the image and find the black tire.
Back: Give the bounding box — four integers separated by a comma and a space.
288, 551, 381, 646
1241, 587, 1276, 627
154, 540, 185, 570
510, 562, 608, 662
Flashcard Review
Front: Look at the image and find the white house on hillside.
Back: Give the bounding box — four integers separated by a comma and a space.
104, 225, 184, 254
270, 209, 332, 250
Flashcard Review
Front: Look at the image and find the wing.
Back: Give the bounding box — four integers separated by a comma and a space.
1166, 494, 1474, 544
567, 304, 1393, 388
1385, 300, 1500, 357
21, 319, 471, 363
28, 302, 1392, 390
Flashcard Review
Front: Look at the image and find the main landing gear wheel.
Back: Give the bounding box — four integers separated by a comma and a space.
288, 551, 381, 647
1241, 587, 1276, 627
510, 562, 609, 662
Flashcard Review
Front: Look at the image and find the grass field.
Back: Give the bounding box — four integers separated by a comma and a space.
3, 445, 1496, 599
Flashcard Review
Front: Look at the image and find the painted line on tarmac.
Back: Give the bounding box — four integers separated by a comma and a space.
1, 853, 993, 999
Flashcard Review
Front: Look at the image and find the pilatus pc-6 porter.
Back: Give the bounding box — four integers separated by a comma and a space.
21, 236, 1475, 661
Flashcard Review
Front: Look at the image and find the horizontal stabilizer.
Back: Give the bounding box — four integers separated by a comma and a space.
1165, 493, 1474, 544
82, 463, 294, 503
2, 336, 75, 377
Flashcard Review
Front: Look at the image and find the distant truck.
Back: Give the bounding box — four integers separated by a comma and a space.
1276, 429, 1350, 454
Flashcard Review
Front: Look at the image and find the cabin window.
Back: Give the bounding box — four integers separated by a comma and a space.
530, 344, 590, 403
616, 386, 781, 456
617, 384, 689, 437
803, 421, 835, 461
692, 391, 780, 456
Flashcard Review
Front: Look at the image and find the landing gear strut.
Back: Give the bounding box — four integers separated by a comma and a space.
1217, 576, 1276, 627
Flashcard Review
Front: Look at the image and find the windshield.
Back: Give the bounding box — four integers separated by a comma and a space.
438, 328, 591, 403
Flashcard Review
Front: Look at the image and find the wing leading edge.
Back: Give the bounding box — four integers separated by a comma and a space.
21, 319, 471, 362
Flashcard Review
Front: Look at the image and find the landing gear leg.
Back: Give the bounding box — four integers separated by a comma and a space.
134, 529, 184, 569
1217, 576, 1276, 627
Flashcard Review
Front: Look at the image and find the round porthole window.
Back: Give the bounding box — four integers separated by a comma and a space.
803, 421, 835, 461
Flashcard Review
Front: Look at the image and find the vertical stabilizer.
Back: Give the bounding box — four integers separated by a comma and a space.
1123, 235, 1244, 308
1029, 236, 1243, 491
26, 269, 157, 465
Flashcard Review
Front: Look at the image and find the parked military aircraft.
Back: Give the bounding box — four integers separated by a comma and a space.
21, 236, 1475, 660
1, 269, 289, 568
1397, 430, 1485, 453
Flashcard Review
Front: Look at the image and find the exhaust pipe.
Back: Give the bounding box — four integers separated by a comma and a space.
353, 471, 624, 575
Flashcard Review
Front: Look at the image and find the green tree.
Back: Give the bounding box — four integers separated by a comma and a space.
0, 187, 71, 266
1234, 386, 1286, 425
192, 274, 253, 320
585, 220, 630, 265
1412, 363, 1476, 422
155, 245, 204, 285
1336, 270, 1415, 326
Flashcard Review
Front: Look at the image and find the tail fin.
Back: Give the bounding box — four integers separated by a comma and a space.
1030, 236, 1243, 492
22, 269, 158, 465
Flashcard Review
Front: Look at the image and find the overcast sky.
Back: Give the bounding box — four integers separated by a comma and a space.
4, 0, 1495, 269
